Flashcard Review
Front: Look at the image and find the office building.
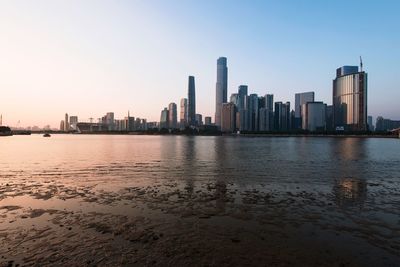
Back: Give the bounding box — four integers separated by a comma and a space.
215, 57, 228, 128
237, 85, 248, 111
188, 76, 196, 126
265, 94, 274, 130
301, 102, 326, 131
168, 102, 178, 129
326, 105, 334, 131
60, 120, 64, 131
294, 92, 315, 129
333, 65, 367, 131
221, 102, 236, 132
160, 108, 169, 129
180, 98, 188, 127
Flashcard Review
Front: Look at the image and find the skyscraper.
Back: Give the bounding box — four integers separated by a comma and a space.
248, 94, 259, 131
333, 65, 367, 131
274, 102, 290, 131
64, 113, 69, 132
215, 57, 228, 128
188, 76, 196, 126
265, 94, 274, 130
237, 85, 248, 111
294, 92, 315, 129
160, 108, 169, 129
180, 98, 188, 127
168, 103, 177, 129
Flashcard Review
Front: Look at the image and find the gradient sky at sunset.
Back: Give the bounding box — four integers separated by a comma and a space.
1, 0, 399, 128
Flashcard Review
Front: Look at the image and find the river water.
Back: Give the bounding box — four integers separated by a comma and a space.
0, 135, 399, 266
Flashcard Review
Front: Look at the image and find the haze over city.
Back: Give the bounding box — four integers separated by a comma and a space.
1, 0, 399, 128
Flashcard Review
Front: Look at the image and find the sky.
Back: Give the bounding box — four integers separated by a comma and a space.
0, 0, 399, 128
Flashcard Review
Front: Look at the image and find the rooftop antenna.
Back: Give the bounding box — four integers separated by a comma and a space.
360, 56, 363, 72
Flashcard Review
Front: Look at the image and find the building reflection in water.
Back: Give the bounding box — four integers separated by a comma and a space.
331, 138, 368, 208
333, 177, 367, 208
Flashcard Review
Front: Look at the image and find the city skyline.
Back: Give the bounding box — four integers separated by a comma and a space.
1, 1, 399, 128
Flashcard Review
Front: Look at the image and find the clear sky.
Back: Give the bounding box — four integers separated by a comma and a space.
1, 0, 399, 128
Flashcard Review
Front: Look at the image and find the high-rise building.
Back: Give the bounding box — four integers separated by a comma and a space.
60, 120, 65, 131
326, 105, 334, 131
221, 103, 236, 133
64, 113, 69, 132
160, 108, 169, 129
180, 98, 188, 127
105, 112, 114, 131
69, 116, 78, 130
265, 94, 274, 131
333, 65, 367, 131
188, 76, 196, 126
294, 92, 315, 129
237, 85, 248, 111
248, 94, 259, 131
215, 57, 228, 128
301, 102, 326, 131
367, 116, 374, 131
204, 117, 212, 125
195, 114, 203, 126
230, 93, 238, 106
168, 102, 177, 129
259, 108, 272, 132
274, 102, 290, 131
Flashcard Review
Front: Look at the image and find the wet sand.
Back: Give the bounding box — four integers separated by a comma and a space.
1, 176, 399, 267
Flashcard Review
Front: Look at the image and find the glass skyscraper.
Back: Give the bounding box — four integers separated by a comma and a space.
215, 57, 228, 128
188, 76, 196, 126
333, 66, 367, 131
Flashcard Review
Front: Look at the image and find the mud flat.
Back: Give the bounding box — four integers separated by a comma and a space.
1, 176, 400, 267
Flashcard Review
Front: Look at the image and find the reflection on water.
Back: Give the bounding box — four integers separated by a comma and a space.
333, 177, 367, 208
1, 135, 400, 266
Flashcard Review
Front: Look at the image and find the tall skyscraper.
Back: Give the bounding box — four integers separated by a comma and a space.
221, 102, 236, 133
180, 98, 188, 127
294, 92, 315, 129
168, 103, 177, 129
333, 65, 367, 131
188, 76, 196, 126
64, 113, 69, 131
215, 57, 228, 128
195, 114, 203, 126
60, 120, 64, 131
367, 116, 374, 131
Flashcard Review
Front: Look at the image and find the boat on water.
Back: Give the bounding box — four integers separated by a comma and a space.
43, 133, 51, 137
0, 126, 13, 136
